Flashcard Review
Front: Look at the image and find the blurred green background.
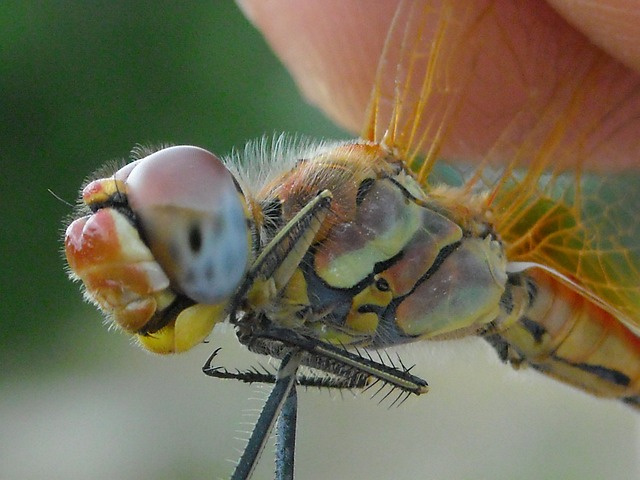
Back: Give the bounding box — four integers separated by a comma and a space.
1, 2, 638, 480
0, 0, 344, 372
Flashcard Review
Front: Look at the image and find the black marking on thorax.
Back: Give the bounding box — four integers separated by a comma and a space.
389, 241, 461, 308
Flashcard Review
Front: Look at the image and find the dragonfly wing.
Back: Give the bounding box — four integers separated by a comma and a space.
495, 172, 640, 331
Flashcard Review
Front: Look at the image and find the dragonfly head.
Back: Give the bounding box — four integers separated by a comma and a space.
65, 146, 252, 353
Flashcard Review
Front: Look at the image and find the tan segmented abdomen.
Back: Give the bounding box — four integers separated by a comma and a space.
496, 270, 640, 407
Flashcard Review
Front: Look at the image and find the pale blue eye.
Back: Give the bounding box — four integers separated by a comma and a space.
123, 145, 250, 304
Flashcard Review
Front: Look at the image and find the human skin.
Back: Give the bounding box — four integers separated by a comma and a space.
546, 0, 640, 72
238, 0, 640, 171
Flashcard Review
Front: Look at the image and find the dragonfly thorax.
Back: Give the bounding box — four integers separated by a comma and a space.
239, 142, 509, 348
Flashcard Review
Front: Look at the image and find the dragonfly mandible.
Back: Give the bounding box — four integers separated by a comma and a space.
64, 0, 640, 478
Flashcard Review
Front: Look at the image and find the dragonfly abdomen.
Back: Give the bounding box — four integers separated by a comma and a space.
487, 270, 640, 408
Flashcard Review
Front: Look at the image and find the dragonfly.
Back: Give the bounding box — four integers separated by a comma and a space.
64, 1, 640, 478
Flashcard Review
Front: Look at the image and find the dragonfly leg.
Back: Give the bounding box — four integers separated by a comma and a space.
231, 350, 302, 480
202, 348, 278, 384
230, 190, 333, 325
275, 384, 297, 480
202, 344, 369, 389
247, 325, 429, 396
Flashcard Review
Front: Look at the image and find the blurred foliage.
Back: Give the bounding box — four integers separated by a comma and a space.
0, 1, 345, 374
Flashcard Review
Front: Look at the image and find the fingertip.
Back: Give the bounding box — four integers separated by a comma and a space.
546, 0, 640, 72
239, 0, 640, 169
237, 0, 401, 133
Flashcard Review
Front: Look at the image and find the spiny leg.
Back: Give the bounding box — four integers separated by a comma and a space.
231, 351, 302, 480
246, 326, 429, 396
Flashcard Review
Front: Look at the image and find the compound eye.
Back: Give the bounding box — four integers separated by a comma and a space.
124, 146, 249, 304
